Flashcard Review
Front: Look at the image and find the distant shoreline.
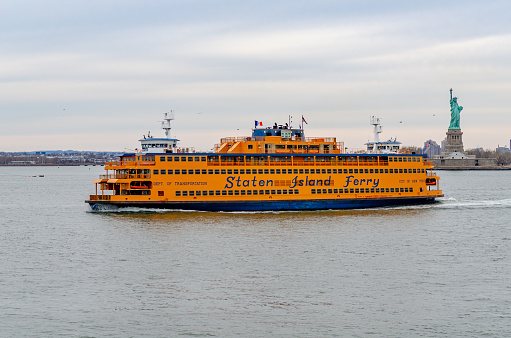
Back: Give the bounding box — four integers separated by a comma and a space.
435, 166, 511, 170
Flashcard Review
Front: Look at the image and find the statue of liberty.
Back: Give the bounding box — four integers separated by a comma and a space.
449, 88, 463, 129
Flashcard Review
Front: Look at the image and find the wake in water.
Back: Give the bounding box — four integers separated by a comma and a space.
435, 197, 511, 209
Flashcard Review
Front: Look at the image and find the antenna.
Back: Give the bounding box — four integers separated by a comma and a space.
161, 111, 175, 138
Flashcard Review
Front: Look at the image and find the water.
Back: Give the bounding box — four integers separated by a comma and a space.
1, 166, 510, 337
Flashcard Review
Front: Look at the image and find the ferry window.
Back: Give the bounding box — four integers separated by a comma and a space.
247, 190, 252, 195
248, 145, 253, 150
388, 157, 393, 162
327, 169, 331, 174
365, 188, 369, 193
355, 188, 360, 193
245, 169, 251, 174
208, 191, 213, 195
386, 188, 390, 193
375, 188, 379, 193
194, 157, 199, 162
403, 169, 407, 173
168, 169, 173, 174
234, 190, 239, 196
271, 190, 276, 194
422, 169, 425, 173
188, 157, 193, 162
196, 191, 201, 196
240, 169, 245, 174
400, 188, 405, 192
293, 169, 298, 174
270, 169, 275, 174
288, 190, 294, 194
348, 169, 353, 174
369, 169, 374, 174
260, 190, 265, 195
221, 169, 226, 174
334, 189, 338, 193
182, 170, 187, 175
160, 156, 166, 162
175, 169, 180, 174
399, 169, 403, 173
264, 169, 269, 174
228, 190, 233, 195
215, 169, 220, 174
328, 189, 332, 194
208, 169, 213, 174
333, 169, 337, 174
364, 169, 368, 174
181, 156, 186, 162
216, 191, 221, 195
380, 169, 384, 173
175, 191, 181, 196
241, 190, 245, 195
349, 189, 354, 193
182, 191, 188, 196
258, 169, 263, 174
354, 169, 358, 174
234, 169, 239, 174
323, 189, 328, 194
265, 190, 270, 195
277, 190, 282, 194
174, 157, 179, 162
189, 191, 194, 196
304, 169, 309, 174
161, 170, 166, 175
311, 189, 316, 194
195, 170, 200, 174
253, 190, 258, 195
413, 169, 417, 173
222, 191, 227, 196
389, 169, 393, 173
405, 188, 409, 192
201, 157, 206, 162
410, 188, 414, 192
227, 169, 232, 174
153, 169, 159, 174
294, 189, 299, 194
344, 189, 348, 193
276, 169, 281, 174
202, 169, 207, 174
390, 188, 394, 192
167, 156, 173, 162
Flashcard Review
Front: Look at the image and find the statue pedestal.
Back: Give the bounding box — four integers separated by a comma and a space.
444, 129, 464, 153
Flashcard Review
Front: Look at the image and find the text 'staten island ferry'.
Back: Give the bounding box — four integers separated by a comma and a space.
86, 113, 443, 211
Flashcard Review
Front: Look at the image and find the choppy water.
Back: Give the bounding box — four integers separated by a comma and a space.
1, 166, 510, 337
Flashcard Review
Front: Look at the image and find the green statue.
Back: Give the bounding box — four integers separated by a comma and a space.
449, 88, 463, 129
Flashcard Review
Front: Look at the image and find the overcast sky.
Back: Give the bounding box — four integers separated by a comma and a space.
1, 0, 510, 152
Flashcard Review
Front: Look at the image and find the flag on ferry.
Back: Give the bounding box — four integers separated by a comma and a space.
302, 116, 308, 125
254, 120, 263, 127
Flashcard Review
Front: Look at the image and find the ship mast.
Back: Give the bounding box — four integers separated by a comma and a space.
161, 111, 175, 139
370, 116, 382, 143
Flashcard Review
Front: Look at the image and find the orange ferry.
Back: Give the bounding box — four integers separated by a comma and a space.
86, 113, 443, 211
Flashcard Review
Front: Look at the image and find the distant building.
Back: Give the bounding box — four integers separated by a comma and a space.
423, 139, 441, 158
496, 145, 511, 153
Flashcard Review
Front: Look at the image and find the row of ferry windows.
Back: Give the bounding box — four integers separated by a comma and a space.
156, 156, 421, 163
175, 189, 300, 197
312, 187, 414, 194
153, 168, 426, 175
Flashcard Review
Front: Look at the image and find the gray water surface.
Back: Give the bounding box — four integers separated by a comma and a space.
1, 166, 510, 337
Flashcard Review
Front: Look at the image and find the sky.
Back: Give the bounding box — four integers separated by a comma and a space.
1, 0, 511, 152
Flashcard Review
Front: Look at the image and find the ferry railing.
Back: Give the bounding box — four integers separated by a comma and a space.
88, 195, 111, 201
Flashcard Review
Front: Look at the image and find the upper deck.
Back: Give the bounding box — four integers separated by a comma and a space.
214, 122, 344, 154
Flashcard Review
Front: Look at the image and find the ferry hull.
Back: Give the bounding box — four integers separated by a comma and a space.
88, 196, 439, 212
